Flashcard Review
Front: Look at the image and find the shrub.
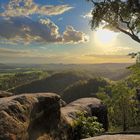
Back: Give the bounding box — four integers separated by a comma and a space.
73, 112, 104, 139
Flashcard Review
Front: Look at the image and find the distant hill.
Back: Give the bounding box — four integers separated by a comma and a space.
23, 63, 132, 80
6, 63, 132, 98
10, 71, 110, 103
62, 78, 110, 103
10, 71, 92, 94
42, 63, 132, 71
2, 63, 132, 80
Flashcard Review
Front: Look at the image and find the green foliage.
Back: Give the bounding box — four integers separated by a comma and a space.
74, 112, 104, 139
87, 0, 140, 43
129, 52, 140, 64
97, 82, 139, 131
0, 71, 48, 90
9, 71, 89, 94
126, 64, 140, 88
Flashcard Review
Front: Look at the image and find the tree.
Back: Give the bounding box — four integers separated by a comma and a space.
97, 82, 139, 131
87, 0, 140, 43
129, 52, 140, 64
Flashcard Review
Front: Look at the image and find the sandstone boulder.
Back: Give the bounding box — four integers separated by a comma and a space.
61, 98, 108, 131
0, 94, 108, 140
0, 93, 61, 140
60, 98, 108, 140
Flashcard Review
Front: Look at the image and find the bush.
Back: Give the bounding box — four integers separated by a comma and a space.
97, 82, 139, 131
73, 112, 104, 139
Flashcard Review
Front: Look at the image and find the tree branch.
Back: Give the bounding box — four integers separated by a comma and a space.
116, 26, 140, 43
102, 18, 140, 43
118, 15, 140, 43
119, 15, 136, 36
88, 0, 140, 44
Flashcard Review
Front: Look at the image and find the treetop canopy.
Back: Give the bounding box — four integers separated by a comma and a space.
87, 0, 140, 43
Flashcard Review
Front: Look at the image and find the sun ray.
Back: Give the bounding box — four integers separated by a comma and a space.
94, 28, 118, 46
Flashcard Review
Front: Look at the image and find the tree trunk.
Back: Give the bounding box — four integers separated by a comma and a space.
122, 104, 127, 131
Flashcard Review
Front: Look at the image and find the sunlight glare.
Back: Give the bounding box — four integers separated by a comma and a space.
94, 28, 118, 45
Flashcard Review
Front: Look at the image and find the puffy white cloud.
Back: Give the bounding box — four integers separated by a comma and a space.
40, 19, 62, 41
0, 0, 73, 17
63, 26, 89, 43
0, 17, 89, 44
0, 0, 89, 45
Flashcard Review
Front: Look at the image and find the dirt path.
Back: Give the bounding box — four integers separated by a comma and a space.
83, 135, 140, 140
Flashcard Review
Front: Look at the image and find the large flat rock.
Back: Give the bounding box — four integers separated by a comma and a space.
83, 135, 140, 140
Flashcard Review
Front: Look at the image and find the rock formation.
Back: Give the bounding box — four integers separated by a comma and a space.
61, 98, 108, 131
0, 93, 108, 140
0, 93, 61, 140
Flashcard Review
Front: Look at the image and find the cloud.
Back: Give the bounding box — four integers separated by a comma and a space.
0, 48, 60, 58
0, 48, 32, 58
0, 17, 89, 44
82, 10, 92, 19
0, 0, 87, 44
85, 54, 130, 58
106, 46, 133, 54
63, 26, 89, 43
0, 0, 73, 17
40, 18, 62, 42
0, 1, 88, 45
0, 48, 72, 64
82, 54, 133, 63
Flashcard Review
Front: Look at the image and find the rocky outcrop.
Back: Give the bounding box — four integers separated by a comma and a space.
0, 90, 13, 98
0, 93, 61, 140
61, 98, 108, 140
61, 98, 108, 131
0, 94, 108, 140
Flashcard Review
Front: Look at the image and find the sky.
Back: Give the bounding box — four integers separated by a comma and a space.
0, 0, 139, 64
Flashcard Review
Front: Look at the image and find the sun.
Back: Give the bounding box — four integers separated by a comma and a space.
94, 28, 118, 45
